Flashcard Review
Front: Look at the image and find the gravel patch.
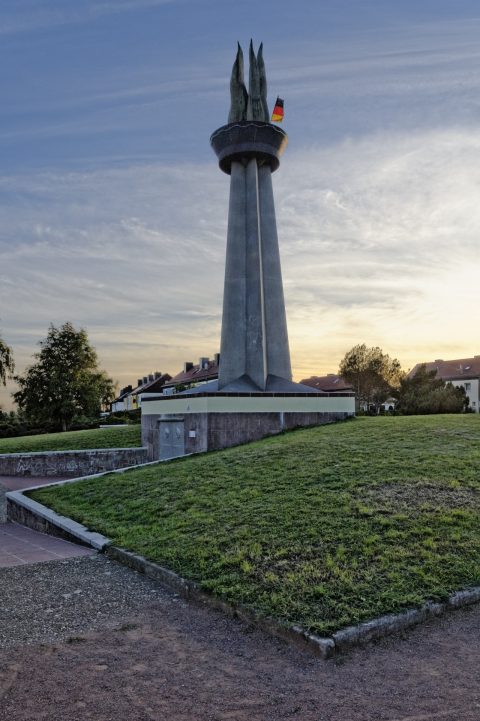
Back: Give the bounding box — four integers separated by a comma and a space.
0, 554, 170, 649
1, 554, 480, 720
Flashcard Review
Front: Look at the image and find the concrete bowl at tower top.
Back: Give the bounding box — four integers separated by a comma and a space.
210, 121, 288, 174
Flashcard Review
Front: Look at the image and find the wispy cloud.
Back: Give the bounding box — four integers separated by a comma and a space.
0, 0, 177, 36
1, 125, 480, 408
275, 128, 480, 376
3, 11, 480, 176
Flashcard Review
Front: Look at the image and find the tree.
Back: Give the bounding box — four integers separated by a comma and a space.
396, 364, 467, 415
0, 335, 14, 386
339, 344, 404, 412
13, 322, 115, 431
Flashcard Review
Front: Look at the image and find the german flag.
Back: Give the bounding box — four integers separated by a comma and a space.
271, 96, 284, 122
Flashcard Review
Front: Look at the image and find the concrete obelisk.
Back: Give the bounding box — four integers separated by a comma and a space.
141, 42, 355, 460
211, 41, 291, 392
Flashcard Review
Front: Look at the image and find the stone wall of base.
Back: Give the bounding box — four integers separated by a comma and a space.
143, 411, 350, 461
0, 447, 148, 478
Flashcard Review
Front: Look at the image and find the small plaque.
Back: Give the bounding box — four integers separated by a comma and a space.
189, 430, 196, 438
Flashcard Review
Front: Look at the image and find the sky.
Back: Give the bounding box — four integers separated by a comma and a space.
1, 0, 480, 409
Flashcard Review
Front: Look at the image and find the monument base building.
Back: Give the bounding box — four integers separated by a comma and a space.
141, 42, 355, 461
141, 387, 354, 460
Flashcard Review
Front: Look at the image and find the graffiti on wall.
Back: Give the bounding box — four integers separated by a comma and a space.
0, 449, 147, 477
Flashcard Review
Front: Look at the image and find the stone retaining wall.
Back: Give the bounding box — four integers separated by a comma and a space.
0, 482, 6, 523
0, 447, 148, 478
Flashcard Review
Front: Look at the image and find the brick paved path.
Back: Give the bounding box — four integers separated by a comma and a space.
0, 475, 94, 569
0, 476, 70, 492
0, 523, 95, 568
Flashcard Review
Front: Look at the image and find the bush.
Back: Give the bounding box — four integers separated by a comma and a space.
69, 416, 101, 431
0, 411, 101, 438
103, 409, 141, 425
0, 423, 19, 438
396, 365, 467, 415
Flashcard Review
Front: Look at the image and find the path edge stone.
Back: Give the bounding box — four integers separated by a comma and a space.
6, 483, 480, 657
6, 490, 110, 550
104, 545, 336, 658
4, 460, 165, 547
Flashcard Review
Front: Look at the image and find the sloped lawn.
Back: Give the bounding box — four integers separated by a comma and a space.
0, 425, 142, 454
31, 415, 480, 635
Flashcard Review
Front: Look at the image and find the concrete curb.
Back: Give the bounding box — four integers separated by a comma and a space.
331, 591, 480, 652
4, 459, 173, 545
103, 546, 480, 657
6, 490, 110, 550
5, 461, 172, 551
104, 545, 335, 658
6, 483, 480, 657
6, 457, 173, 493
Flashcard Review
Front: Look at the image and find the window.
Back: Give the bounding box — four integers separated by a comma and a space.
465, 382, 471, 391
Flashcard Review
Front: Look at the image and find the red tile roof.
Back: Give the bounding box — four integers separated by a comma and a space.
409, 356, 480, 381
166, 360, 219, 386
112, 374, 172, 403
135, 374, 172, 394
300, 374, 354, 392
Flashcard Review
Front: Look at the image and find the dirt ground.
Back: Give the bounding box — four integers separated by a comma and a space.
1, 555, 480, 721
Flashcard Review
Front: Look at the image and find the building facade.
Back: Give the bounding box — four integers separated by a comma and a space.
409, 357, 480, 413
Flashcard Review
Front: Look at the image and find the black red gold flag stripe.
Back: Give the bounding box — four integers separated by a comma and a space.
271, 96, 284, 122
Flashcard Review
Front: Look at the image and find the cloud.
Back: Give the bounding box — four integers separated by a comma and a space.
0, 0, 177, 36
277, 129, 480, 377
4, 12, 480, 154
0, 161, 227, 411
264, 15, 480, 149
1, 124, 480, 410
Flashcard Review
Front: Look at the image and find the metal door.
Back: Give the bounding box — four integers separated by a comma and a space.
159, 420, 185, 460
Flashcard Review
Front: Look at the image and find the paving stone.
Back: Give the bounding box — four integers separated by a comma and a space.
0, 523, 95, 568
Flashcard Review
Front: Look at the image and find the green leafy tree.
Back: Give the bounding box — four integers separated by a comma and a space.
396, 364, 467, 415
0, 335, 14, 387
339, 344, 404, 412
13, 322, 115, 431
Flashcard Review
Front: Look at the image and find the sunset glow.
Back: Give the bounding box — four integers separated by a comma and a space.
1, 2, 479, 408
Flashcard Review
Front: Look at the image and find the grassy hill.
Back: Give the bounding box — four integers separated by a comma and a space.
31, 415, 480, 634
0, 425, 142, 454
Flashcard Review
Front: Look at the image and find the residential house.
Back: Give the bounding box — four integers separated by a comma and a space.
110, 372, 171, 412
300, 374, 354, 394
111, 385, 133, 412
163, 354, 220, 393
300, 374, 395, 412
409, 356, 480, 413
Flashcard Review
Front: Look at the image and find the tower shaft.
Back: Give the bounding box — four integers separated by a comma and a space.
218, 157, 291, 390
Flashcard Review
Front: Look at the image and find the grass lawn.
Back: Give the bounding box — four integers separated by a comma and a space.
0, 425, 142, 454
30, 415, 480, 635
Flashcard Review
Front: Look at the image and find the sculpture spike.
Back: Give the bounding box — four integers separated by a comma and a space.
257, 42, 269, 121
247, 40, 262, 121
228, 42, 248, 122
